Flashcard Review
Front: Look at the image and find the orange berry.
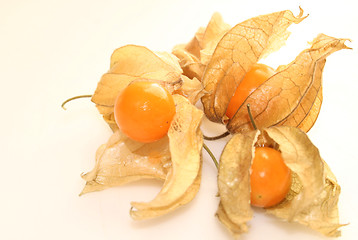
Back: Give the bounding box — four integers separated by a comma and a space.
114, 81, 176, 143
226, 63, 275, 119
250, 147, 292, 208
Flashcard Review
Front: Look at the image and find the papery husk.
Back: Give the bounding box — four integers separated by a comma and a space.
80, 131, 170, 195
217, 126, 343, 238
130, 95, 203, 220
174, 75, 205, 105
217, 130, 258, 236
91, 45, 203, 131
172, 12, 231, 81
227, 34, 351, 134
265, 126, 344, 237
109, 45, 182, 74
201, 8, 307, 123
81, 95, 203, 219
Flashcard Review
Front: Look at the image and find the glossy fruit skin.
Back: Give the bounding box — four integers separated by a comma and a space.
226, 63, 275, 119
250, 147, 292, 208
114, 81, 176, 143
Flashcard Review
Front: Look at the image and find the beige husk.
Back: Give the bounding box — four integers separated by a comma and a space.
130, 95, 203, 219
201, 8, 307, 123
199, 9, 351, 134
227, 34, 351, 134
217, 126, 344, 238
80, 131, 170, 195
82, 44, 204, 218
217, 130, 258, 236
172, 12, 231, 81
91, 45, 203, 130
81, 95, 203, 219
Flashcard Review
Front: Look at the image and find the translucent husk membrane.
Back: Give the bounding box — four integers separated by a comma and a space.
217, 126, 345, 238
181, 8, 351, 134
81, 44, 204, 219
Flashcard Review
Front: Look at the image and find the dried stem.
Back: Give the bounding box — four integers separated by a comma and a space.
203, 143, 219, 169
203, 131, 230, 141
247, 103, 257, 130
61, 95, 93, 110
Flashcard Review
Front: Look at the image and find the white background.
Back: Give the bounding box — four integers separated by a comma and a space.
1, 0, 358, 239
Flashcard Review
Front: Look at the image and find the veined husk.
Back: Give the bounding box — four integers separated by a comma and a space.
217, 126, 344, 238
200, 8, 351, 133
81, 94, 204, 220
130, 94, 203, 219
172, 12, 231, 81
91, 45, 203, 130
201, 8, 307, 124
80, 130, 170, 195
226, 34, 351, 134
83, 44, 205, 219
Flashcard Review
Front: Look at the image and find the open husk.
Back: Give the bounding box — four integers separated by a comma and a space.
81, 95, 204, 219
217, 126, 344, 238
227, 34, 351, 134
82, 44, 205, 218
92, 45, 203, 130
201, 8, 307, 124
130, 95, 203, 219
200, 8, 351, 133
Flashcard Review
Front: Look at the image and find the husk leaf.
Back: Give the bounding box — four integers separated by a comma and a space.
109, 45, 181, 74
228, 34, 351, 134
130, 94, 203, 220
265, 126, 344, 237
91, 45, 203, 131
216, 130, 258, 237
172, 12, 231, 81
81, 95, 203, 219
201, 8, 307, 123
217, 126, 343, 237
80, 131, 170, 195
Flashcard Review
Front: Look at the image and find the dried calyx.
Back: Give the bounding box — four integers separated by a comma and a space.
80, 45, 205, 220
180, 9, 351, 134
217, 125, 344, 237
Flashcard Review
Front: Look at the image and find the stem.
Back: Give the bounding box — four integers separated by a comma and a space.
61, 95, 93, 110
203, 143, 219, 169
203, 131, 230, 141
247, 103, 257, 130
